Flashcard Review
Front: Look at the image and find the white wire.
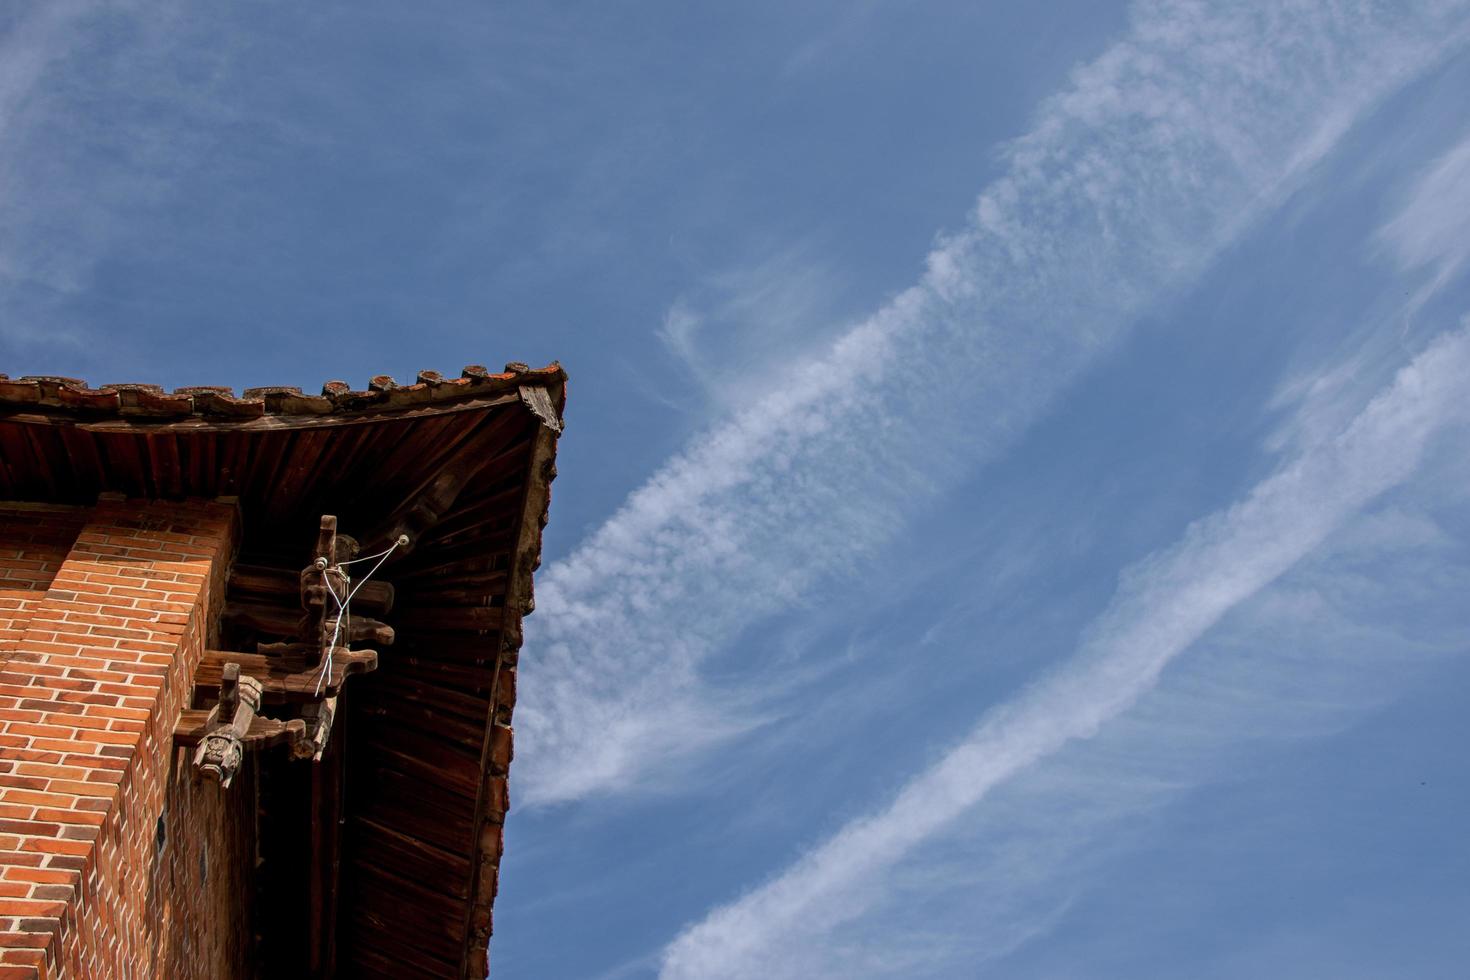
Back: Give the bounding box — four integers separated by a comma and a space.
340, 540, 399, 606
338, 542, 401, 566
316, 573, 347, 697
314, 536, 403, 696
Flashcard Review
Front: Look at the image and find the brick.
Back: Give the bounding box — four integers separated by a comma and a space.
20, 840, 88, 858
30, 810, 102, 828
0, 794, 73, 812
16, 702, 82, 716
0, 901, 65, 918
0, 854, 43, 869
0, 779, 46, 793
0, 501, 247, 978
1, 870, 74, 887
40, 856, 82, 872
58, 756, 123, 773
27, 886, 71, 903
0, 822, 60, 839
39, 782, 113, 801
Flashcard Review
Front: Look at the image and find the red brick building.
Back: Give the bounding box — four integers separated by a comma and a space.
0, 364, 564, 978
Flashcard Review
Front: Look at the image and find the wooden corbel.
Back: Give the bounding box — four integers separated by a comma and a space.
174, 706, 305, 767
295, 697, 337, 762
177, 514, 394, 776
191, 663, 263, 788
519, 384, 564, 433
291, 516, 366, 760
307, 515, 357, 663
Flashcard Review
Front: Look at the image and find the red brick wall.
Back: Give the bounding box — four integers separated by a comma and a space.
0, 498, 252, 979
0, 507, 88, 656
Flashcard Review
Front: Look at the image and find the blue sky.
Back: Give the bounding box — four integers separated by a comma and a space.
4, 2, 1470, 977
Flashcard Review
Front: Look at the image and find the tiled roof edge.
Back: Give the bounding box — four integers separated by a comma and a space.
0, 363, 565, 421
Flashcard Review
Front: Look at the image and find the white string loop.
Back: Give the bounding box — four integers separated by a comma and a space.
315, 534, 406, 696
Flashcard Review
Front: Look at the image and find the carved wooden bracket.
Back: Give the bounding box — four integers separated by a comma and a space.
174, 709, 305, 762
192, 647, 377, 702
295, 697, 337, 762
519, 384, 563, 433
309, 515, 355, 664
189, 663, 264, 789
174, 513, 392, 783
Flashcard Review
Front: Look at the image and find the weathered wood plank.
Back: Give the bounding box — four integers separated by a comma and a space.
265, 427, 334, 527
309, 716, 346, 977
97, 432, 149, 497
223, 598, 310, 640
362, 689, 485, 753
379, 656, 495, 694
350, 815, 473, 900
353, 769, 476, 856
392, 604, 503, 632
361, 727, 481, 800
365, 409, 531, 553
518, 384, 563, 432
173, 710, 305, 749
390, 551, 511, 585
390, 631, 501, 665
193, 648, 377, 702
391, 582, 504, 609
345, 918, 460, 979
345, 941, 455, 980
230, 563, 394, 615
460, 415, 559, 977
349, 860, 466, 952
370, 663, 492, 720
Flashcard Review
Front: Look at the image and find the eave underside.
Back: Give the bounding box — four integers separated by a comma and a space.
0, 370, 562, 978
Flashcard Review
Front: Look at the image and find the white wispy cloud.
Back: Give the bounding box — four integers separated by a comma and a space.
657, 237, 853, 410
520, 0, 1470, 805
779, 505, 1470, 978
523, 0, 1470, 805
1383, 130, 1470, 277
660, 322, 1470, 979
1267, 125, 1470, 457
1380, 128, 1470, 309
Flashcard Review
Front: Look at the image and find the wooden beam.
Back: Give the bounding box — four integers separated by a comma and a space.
460, 410, 559, 978
223, 599, 310, 641
193, 648, 378, 702
393, 604, 503, 632
174, 709, 304, 750
223, 597, 391, 645
310, 515, 352, 657
309, 708, 347, 978
229, 563, 394, 616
